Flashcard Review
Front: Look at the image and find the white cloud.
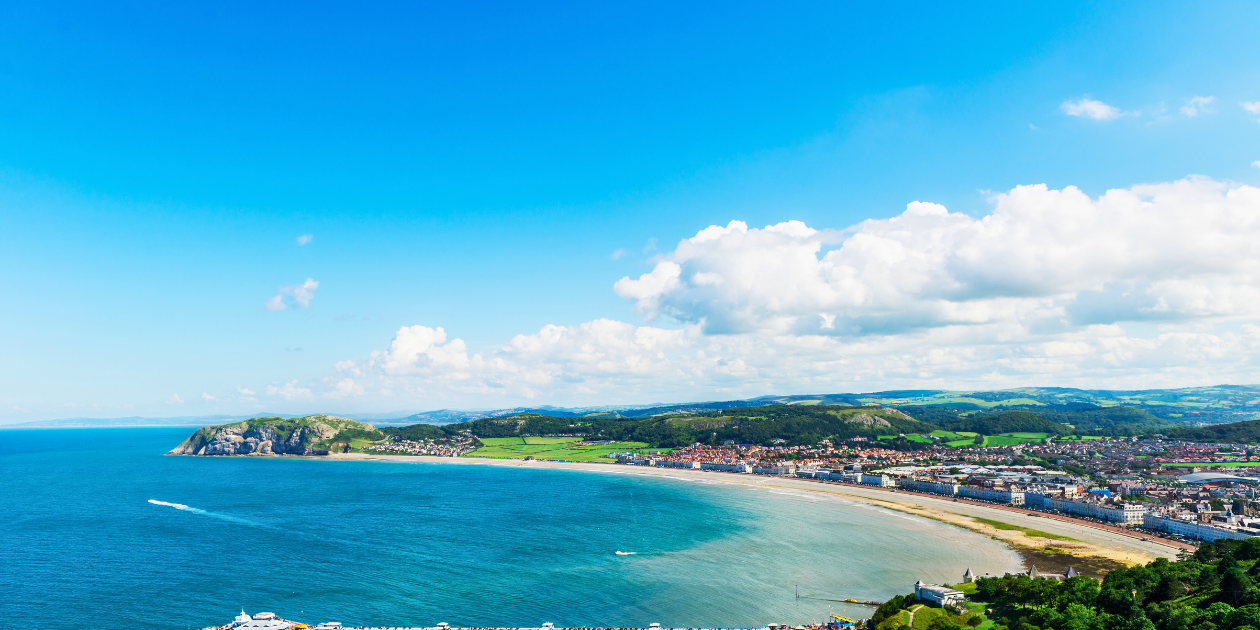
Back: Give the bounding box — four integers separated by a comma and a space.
1061, 97, 1122, 120
296, 234, 314, 246
610, 248, 629, 260
267, 380, 312, 400
266, 278, 320, 311
1243, 101, 1260, 122
1180, 96, 1215, 117
324, 378, 363, 399
236, 385, 255, 396
201, 392, 216, 402
167, 394, 184, 404
333, 176, 1260, 404
1252, 161, 1260, 169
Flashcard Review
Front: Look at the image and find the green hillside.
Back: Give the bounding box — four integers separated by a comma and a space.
1162, 418, 1260, 444
873, 536, 1260, 630
443, 405, 935, 448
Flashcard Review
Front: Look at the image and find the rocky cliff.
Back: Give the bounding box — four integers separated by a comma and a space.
168, 415, 380, 456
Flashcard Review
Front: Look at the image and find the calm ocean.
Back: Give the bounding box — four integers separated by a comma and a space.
0, 428, 1021, 629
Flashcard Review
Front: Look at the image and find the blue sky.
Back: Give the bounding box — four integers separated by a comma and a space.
4, 1, 1260, 421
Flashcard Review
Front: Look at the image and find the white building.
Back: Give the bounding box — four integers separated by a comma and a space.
914, 580, 965, 606
861, 474, 895, 487
657, 461, 700, 469
753, 464, 796, 476
1143, 512, 1258, 542
700, 462, 752, 473
897, 477, 961, 496
959, 486, 1025, 505
1049, 498, 1147, 524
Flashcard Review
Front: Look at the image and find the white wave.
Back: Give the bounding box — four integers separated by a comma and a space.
147, 499, 261, 526
148, 499, 207, 514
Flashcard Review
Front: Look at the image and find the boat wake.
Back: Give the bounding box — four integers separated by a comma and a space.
614, 550, 637, 555
148, 499, 207, 514
148, 499, 260, 526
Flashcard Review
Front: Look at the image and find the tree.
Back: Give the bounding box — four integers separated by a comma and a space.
1218, 555, 1240, 575
1230, 604, 1260, 628
1154, 575, 1184, 602
1237, 537, 1260, 561
1058, 576, 1100, 610
1201, 601, 1235, 626
1223, 568, 1254, 607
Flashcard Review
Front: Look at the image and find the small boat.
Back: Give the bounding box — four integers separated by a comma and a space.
615, 550, 635, 555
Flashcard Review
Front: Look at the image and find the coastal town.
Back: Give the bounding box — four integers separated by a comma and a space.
610, 435, 1260, 545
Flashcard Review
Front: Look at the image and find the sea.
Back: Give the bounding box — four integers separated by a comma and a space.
0, 428, 1022, 629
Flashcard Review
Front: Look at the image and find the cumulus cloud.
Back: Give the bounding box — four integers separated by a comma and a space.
266, 278, 320, 311
333, 176, 1260, 404
201, 392, 216, 401
296, 234, 314, 246
324, 378, 363, 399
617, 178, 1260, 336
1061, 97, 1122, 120
610, 248, 629, 260
167, 394, 184, 404
267, 380, 312, 400
1181, 96, 1215, 117
1244, 102, 1260, 122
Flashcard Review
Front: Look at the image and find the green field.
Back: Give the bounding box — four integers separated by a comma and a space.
970, 517, 1079, 541
1000, 432, 1050, 439
467, 437, 670, 462
879, 430, 1046, 448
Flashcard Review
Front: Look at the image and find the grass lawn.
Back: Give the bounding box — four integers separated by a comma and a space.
930, 430, 979, 440
522, 436, 582, 445
466, 438, 670, 462
981, 435, 1029, 446
999, 432, 1049, 439
971, 517, 1079, 541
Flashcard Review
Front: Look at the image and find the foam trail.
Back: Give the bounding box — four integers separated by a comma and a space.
148, 499, 207, 514
148, 499, 260, 526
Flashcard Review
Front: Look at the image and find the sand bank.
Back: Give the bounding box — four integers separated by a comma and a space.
329, 453, 1185, 573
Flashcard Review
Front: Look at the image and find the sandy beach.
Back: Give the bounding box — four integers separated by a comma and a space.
329, 453, 1185, 573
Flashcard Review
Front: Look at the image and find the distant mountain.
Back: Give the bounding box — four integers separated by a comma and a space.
12, 385, 1259, 429
764, 386, 1260, 426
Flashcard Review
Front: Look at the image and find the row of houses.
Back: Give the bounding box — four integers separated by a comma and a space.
620, 457, 1260, 542
896, 476, 1148, 524
1142, 511, 1260, 541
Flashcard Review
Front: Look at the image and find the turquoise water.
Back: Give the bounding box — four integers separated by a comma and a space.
0, 428, 1021, 629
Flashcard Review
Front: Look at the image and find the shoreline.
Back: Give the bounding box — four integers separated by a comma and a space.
325, 453, 1185, 574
